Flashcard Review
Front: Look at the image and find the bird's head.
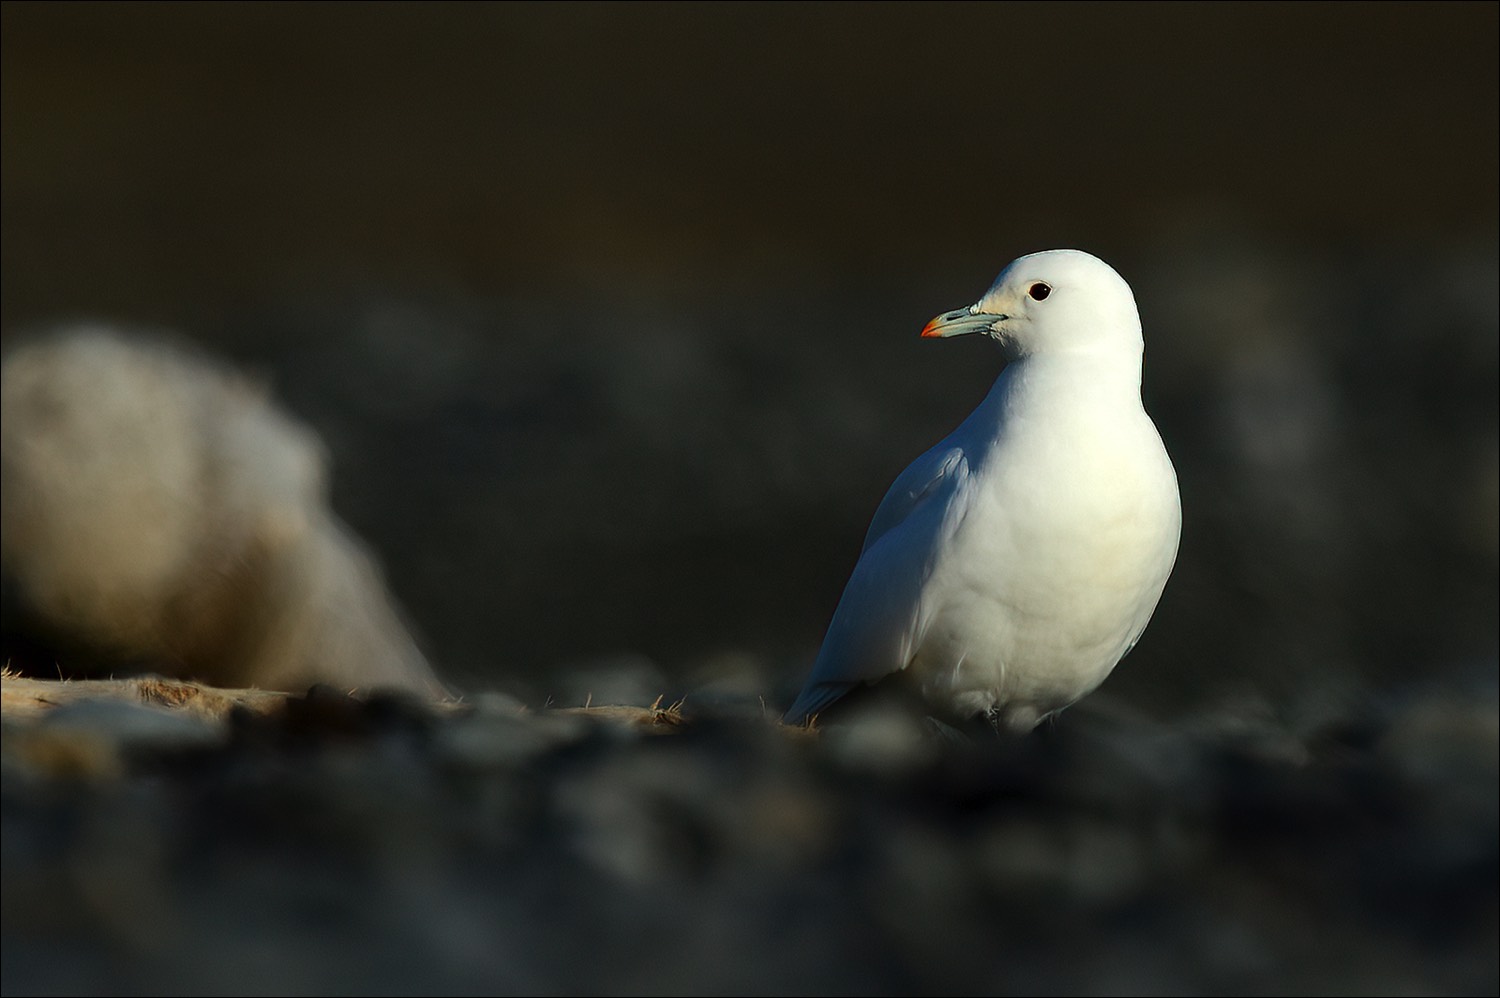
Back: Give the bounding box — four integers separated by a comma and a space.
920, 249, 1142, 361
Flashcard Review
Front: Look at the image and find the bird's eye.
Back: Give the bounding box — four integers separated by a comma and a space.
1028, 282, 1052, 301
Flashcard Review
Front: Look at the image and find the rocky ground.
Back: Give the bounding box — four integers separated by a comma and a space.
2, 669, 1494, 995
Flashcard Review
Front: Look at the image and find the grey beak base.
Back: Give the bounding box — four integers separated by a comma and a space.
921, 308, 1002, 339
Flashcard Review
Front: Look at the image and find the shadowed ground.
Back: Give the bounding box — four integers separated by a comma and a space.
2, 671, 1494, 994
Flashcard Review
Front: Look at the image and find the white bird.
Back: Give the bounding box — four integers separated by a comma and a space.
784, 249, 1180, 733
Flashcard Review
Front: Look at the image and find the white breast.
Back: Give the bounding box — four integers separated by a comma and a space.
907, 362, 1181, 727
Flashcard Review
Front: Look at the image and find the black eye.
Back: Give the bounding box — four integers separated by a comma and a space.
1028, 282, 1051, 301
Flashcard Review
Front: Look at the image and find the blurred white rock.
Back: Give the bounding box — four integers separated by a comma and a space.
1, 327, 447, 697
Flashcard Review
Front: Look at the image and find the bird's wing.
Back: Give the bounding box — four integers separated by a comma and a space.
784, 446, 973, 724
860, 443, 968, 554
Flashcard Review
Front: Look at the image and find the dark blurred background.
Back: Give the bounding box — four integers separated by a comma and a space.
3, 2, 1496, 710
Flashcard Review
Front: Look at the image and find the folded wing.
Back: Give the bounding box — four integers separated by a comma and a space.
783, 444, 974, 724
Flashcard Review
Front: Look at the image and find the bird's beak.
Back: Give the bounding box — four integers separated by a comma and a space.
920, 306, 1003, 339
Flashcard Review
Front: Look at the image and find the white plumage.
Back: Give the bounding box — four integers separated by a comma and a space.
784, 250, 1180, 732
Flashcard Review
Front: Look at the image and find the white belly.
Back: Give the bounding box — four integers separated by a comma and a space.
908, 429, 1180, 728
